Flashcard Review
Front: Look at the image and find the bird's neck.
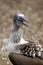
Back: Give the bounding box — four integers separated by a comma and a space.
15, 25, 20, 30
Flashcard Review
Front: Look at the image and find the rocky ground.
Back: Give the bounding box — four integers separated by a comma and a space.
0, 0, 43, 65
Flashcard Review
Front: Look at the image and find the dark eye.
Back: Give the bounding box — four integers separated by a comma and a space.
19, 17, 22, 19
18, 17, 23, 21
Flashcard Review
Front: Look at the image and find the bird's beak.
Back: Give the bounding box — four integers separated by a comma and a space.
24, 18, 29, 23
22, 22, 28, 27
23, 18, 29, 27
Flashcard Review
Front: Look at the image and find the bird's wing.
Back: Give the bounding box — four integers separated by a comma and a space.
16, 38, 29, 49
19, 37, 28, 44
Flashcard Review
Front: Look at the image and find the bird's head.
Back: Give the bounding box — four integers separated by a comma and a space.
13, 13, 29, 27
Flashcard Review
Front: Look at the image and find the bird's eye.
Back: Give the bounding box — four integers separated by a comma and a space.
19, 17, 22, 19
17, 17, 23, 21
20, 17, 24, 20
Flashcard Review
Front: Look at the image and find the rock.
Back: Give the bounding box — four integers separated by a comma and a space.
7, 61, 9, 64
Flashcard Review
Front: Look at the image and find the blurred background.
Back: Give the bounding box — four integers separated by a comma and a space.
0, 0, 43, 65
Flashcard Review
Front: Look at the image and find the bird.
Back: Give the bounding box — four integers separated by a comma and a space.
7, 13, 29, 54
8, 13, 43, 65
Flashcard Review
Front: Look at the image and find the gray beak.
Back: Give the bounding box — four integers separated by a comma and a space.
22, 22, 28, 27
24, 18, 29, 23
23, 18, 29, 27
